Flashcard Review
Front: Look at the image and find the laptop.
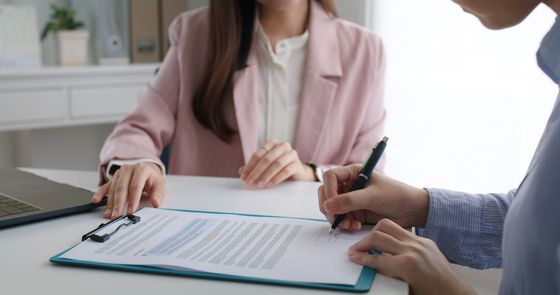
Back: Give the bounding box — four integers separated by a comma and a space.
0, 168, 106, 229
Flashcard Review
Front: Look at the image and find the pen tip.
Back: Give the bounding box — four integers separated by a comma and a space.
328, 228, 334, 235
382, 136, 388, 142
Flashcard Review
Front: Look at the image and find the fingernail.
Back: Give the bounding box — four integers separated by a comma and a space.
256, 181, 265, 188
112, 209, 119, 218
104, 209, 111, 218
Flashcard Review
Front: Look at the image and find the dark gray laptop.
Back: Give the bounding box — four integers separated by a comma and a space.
0, 168, 105, 229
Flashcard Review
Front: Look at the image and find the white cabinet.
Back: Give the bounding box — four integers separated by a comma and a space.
0, 88, 65, 124
69, 85, 146, 119
0, 64, 159, 131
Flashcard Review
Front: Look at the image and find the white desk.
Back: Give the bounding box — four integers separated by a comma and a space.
0, 169, 407, 295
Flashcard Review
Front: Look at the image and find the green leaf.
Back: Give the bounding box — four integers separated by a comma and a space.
41, 4, 84, 39
40, 22, 52, 41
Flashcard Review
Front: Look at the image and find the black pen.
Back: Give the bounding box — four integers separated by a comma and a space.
329, 136, 388, 233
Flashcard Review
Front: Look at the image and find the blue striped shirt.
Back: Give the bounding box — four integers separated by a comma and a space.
418, 16, 560, 294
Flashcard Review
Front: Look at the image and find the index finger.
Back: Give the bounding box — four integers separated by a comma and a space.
323, 165, 362, 200
242, 140, 278, 179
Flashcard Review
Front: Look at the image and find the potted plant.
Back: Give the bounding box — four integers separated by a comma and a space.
41, 5, 89, 66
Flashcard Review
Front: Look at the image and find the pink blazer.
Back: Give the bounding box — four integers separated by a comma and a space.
99, 1, 386, 180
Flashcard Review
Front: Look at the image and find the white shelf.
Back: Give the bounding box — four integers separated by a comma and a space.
0, 63, 160, 79
0, 64, 159, 132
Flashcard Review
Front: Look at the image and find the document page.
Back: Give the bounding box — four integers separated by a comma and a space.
61, 208, 371, 285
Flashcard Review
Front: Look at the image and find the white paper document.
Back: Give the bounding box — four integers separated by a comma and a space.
61, 208, 371, 285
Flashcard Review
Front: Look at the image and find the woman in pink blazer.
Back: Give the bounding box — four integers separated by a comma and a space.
93, 0, 386, 219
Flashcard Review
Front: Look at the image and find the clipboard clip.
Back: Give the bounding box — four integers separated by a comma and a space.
82, 214, 141, 243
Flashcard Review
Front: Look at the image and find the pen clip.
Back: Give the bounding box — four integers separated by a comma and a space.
82, 214, 141, 243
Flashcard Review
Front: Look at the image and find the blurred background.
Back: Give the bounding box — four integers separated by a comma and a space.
1, 1, 558, 293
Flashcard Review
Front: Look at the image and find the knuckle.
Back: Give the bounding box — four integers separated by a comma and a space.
421, 237, 438, 248
271, 160, 283, 170
370, 230, 384, 240
367, 231, 383, 244
290, 150, 298, 159
262, 157, 272, 166
400, 253, 417, 266
376, 218, 392, 229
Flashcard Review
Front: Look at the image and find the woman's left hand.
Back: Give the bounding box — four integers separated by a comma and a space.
349, 218, 475, 295
239, 140, 315, 189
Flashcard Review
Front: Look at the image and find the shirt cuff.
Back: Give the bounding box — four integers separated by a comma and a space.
106, 158, 166, 181
416, 188, 482, 267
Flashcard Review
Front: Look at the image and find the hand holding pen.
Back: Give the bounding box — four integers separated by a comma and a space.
318, 137, 430, 232
330, 137, 388, 233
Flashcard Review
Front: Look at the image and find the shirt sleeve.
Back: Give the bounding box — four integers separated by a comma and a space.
416, 188, 517, 269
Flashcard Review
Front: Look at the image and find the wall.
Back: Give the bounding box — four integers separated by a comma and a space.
334, 0, 367, 26
0, 0, 70, 65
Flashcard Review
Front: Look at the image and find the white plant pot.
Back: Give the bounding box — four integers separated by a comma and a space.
56, 30, 89, 66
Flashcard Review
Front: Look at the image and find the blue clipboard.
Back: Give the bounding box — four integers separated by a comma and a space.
50, 209, 376, 293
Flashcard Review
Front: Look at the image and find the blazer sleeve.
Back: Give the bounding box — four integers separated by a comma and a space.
98, 18, 183, 184
345, 35, 387, 169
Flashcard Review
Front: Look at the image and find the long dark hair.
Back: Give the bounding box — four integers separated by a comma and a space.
192, 0, 338, 142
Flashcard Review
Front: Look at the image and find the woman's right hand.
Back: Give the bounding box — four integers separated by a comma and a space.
318, 164, 430, 231
91, 162, 166, 219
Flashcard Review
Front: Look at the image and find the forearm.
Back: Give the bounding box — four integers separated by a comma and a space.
417, 188, 515, 269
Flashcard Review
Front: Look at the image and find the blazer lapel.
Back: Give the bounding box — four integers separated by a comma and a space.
294, 1, 342, 161
233, 47, 259, 164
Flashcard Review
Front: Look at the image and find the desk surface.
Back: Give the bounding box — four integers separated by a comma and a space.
0, 168, 407, 295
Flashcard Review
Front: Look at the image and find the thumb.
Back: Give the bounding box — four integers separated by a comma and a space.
348, 251, 400, 279
323, 188, 375, 215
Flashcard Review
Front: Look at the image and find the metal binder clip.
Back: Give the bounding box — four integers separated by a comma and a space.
82, 214, 141, 243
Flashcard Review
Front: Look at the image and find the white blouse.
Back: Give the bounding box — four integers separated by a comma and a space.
256, 23, 308, 146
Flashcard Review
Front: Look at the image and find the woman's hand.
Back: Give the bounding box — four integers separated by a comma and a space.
349, 219, 475, 295
239, 140, 315, 189
318, 164, 429, 231
91, 162, 166, 219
